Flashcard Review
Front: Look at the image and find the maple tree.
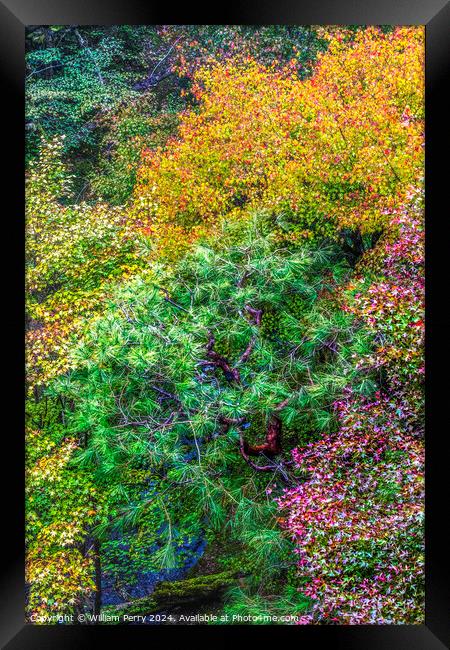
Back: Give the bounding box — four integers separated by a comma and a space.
277, 191, 424, 623
26, 137, 152, 391
134, 27, 423, 251
25, 399, 102, 621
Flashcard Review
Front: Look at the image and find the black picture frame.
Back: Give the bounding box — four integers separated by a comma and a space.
1, 1, 449, 647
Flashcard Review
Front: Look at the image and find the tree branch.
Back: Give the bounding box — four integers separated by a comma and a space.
244, 305, 262, 326
149, 384, 181, 403
205, 334, 241, 383
235, 304, 262, 366
236, 336, 257, 366
74, 28, 105, 86
238, 432, 277, 472
156, 286, 190, 313
242, 414, 282, 457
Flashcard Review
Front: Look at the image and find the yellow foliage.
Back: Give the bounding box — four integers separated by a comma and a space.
133, 27, 424, 244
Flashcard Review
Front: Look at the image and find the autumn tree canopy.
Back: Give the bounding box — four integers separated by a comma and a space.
25, 25, 424, 626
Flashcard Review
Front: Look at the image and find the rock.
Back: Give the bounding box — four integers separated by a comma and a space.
102, 570, 239, 621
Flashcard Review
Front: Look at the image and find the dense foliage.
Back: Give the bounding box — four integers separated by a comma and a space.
26, 138, 151, 389
26, 26, 326, 200
26, 25, 424, 625
134, 27, 423, 249
277, 191, 425, 624
55, 220, 374, 579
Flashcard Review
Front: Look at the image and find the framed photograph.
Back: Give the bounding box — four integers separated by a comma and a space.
1, 0, 448, 647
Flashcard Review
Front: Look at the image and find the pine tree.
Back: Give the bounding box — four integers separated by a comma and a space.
54, 215, 375, 583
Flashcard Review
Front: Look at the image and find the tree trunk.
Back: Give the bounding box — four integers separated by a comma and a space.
93, 538, 102, 616
243, 415, 282, 457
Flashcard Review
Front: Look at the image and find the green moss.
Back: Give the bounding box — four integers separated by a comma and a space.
102, 570, 238, 621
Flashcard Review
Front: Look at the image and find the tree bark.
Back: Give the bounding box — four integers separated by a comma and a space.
93, 538, 102, 616
203, 308, 288, 469
243, 414, 282, 457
